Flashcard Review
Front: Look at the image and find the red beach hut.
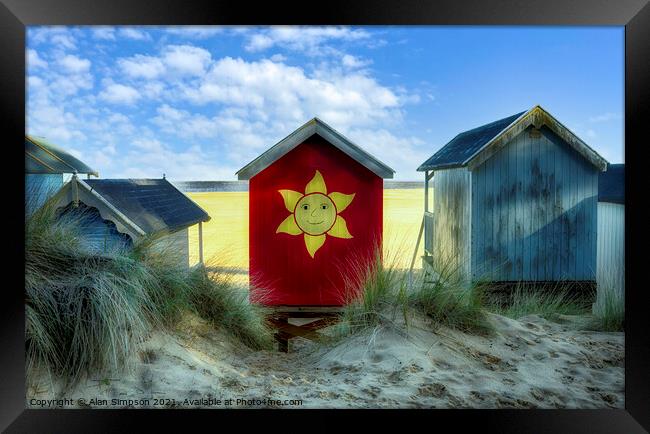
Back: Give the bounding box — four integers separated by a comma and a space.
237, 118, 395, 306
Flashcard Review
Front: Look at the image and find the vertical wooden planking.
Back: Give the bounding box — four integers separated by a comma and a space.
590, 170, 598, 278
590, 167, 597, 278
539, 133, 549, 280
576, 159, 585, 279
483, 151, 492, 278
596, 202, 625, 304
545, 137, 562, 280
498, 138, 507, 279
515, 132, 524, 279
499, 136, 511, 280
530, 131, 539, 281
556, 140, 571, 280
471, 169, 478, 279
522, 132, 532, 281
475, 161, 484, 276
568, 147, 578, 280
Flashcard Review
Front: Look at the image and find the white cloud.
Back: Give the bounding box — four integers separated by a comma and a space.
270, 53, 287, 62
118, 54, 165, 79
146, 55, 424, 176
589, 112, 622, 123
347, 128, 427, 177
27, 49, 48, 69
51, 34, 77, 50
27, 27, 425, 180
113, 139, 235, 181
162, 45, 212, 76
58, 54, 91, 73
180, 57, 401, 130
99, 83, 141, 105
92, 27, 116, 40
29, 27, 77, 50
341, 54, 372, 69
166, 26, 224, 39
118, 28, 151, 40
244, 26, 371, 55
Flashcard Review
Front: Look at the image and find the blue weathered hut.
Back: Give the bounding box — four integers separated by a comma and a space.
25, 135, 98, 215
416, 105, 608, 286
594, 164, 625, 314
47, 176, 211, 266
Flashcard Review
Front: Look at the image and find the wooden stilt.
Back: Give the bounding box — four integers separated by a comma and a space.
265, 307, 343, 353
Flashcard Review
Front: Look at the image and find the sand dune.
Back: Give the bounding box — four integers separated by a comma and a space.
27, 311, 623, 409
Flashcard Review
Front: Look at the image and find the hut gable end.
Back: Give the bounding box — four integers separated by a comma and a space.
236, 117, 395, 180
418, 106, 608, 173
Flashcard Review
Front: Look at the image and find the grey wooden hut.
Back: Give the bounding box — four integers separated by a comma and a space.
25, 135, 98, 215
594, 164, 624, 314
416, 105, 608, 286
47, 176, 211, 266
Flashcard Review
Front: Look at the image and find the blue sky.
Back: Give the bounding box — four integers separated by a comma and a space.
26, 26, 624, 181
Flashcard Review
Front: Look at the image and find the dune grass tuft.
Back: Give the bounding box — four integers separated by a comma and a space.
25, 195, 272, 387
409, 256, 492, 335
591, 283, 624, 332
486, 283, 591, 321
335, 247, 491, 337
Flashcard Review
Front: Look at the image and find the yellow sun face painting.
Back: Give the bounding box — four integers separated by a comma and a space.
276, 170, 355, 258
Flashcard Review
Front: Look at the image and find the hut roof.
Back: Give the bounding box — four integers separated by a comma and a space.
418, 105, 608, 172
598, 164, 625, 204
25, 135, 98, 176
236, 117, 395, 180
83, 178, 211, 234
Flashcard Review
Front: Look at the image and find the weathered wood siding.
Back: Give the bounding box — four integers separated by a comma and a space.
58, 203, 133, 253
153, 228, 190, 267
431, 167, 472, 281
25, 174, 63, 215
471, 126, 598, 281
594, 202, 624, 313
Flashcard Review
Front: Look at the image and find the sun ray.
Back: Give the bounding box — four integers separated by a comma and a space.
327, 215, 353, 239
278, 189, 303, 212
329, 192, 355, 213
304, 233, 326, 258
304, 170, 327, 195
276, 215, 302, 235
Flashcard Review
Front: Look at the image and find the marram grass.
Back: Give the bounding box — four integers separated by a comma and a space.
25, 197, 272, 388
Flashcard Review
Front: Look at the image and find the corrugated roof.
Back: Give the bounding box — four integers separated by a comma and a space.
236, 117, 395, 180
84, 178, 210, 233
25, 136, 98, 176
418, 111, 526, 171
598, 164, 625, 204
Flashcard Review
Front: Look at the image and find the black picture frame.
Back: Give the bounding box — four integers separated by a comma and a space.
2, 0, 648, 431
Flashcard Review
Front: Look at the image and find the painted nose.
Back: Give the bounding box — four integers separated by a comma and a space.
311, 208, 318, 217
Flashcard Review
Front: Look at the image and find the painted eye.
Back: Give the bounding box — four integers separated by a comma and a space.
302, 204, 309, 210
321, 204, 328, 210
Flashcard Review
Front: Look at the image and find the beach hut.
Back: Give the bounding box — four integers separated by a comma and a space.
416, 105, 608, 288
237, 117, 395, 306
25, 135, 98, 215
47, 175, 211, 266
594, 164, 625, 314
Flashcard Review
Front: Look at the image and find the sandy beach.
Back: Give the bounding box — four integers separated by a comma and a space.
27, 310, 623, 409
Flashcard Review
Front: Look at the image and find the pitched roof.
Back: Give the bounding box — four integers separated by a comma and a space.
25, 135, 98, 176
236, 117, 395, 180
418, 112, 526, 171
83, 178, 210, 234
418, 106, 608, 172
598, 164, 625, 204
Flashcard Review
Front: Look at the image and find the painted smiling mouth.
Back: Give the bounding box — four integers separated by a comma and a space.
308, 220, 325, 225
